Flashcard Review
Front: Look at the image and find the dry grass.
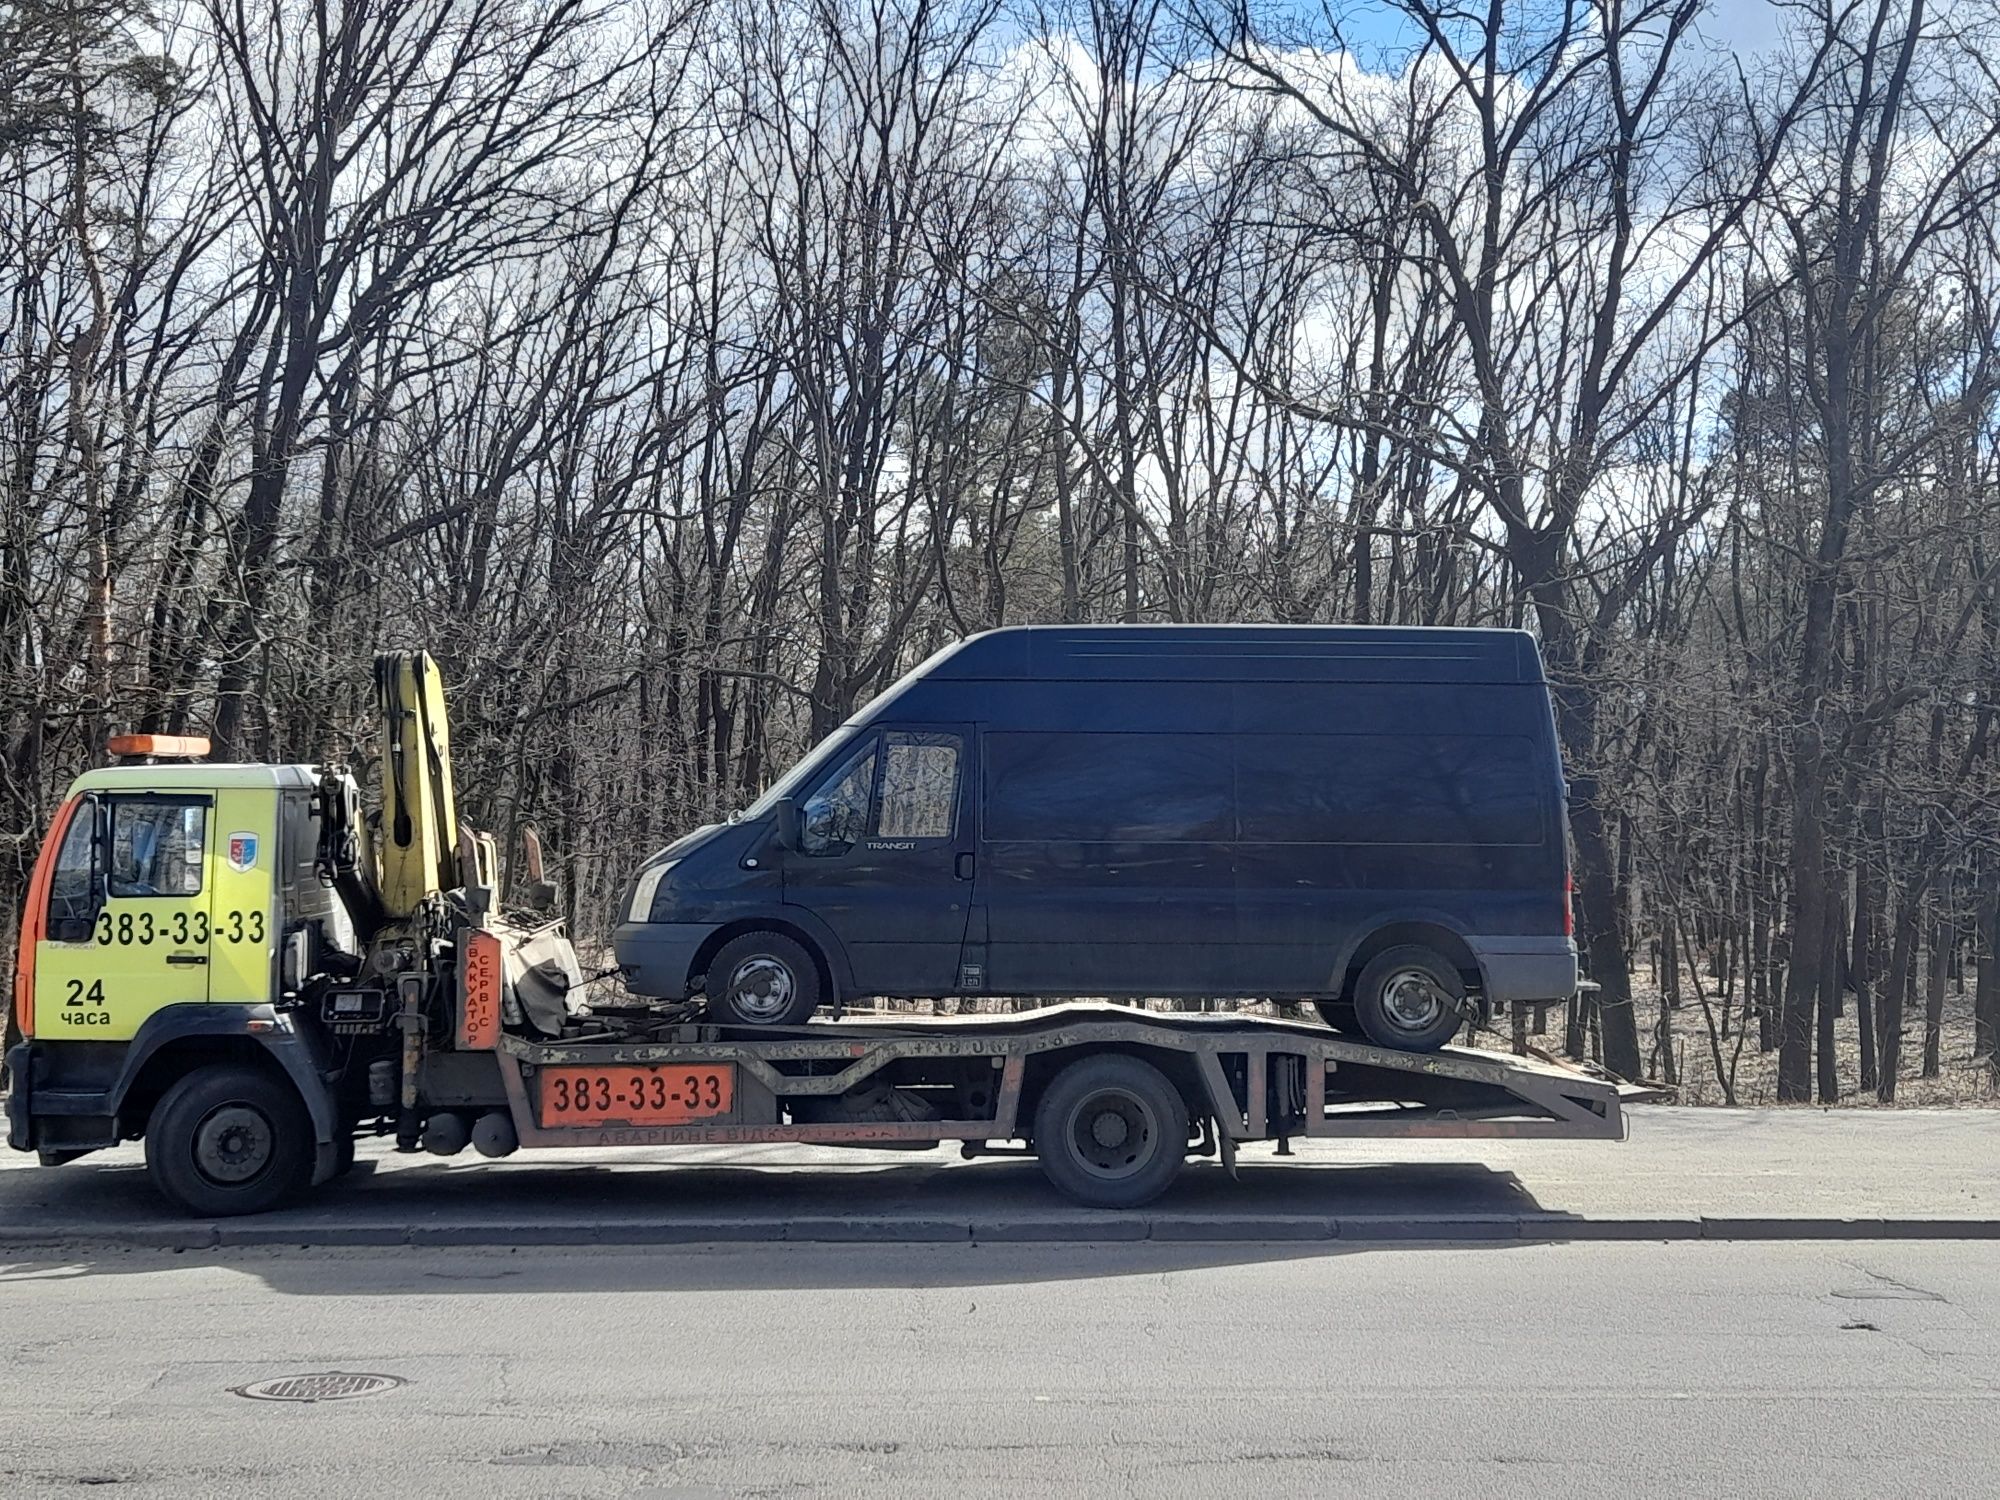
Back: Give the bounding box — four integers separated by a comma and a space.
1602, 975, 2000, 1108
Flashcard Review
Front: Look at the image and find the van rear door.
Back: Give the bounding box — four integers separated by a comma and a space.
781, 726, 975, 997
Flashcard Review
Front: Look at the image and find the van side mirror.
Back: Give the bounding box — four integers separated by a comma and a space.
773, 797, 800, 850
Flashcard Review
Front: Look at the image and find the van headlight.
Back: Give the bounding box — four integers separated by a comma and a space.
627, 859, 678, 922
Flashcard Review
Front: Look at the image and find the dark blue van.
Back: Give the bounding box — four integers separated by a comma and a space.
613, 625, 1576, 1052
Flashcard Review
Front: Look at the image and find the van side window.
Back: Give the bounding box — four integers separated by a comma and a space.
800, 740, 878, 856
800, 730, 964, 854
985, 732, 1231, 843
1236, 733, 1544, 846
877, 732, 960, 839
107, 800, 208, 897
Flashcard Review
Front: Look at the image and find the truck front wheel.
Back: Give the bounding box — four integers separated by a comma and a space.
145, 1064, 315, 1217
1033, 1054, 1189, 1209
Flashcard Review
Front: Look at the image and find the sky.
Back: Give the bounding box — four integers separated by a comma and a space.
1319, 0, 1792, 66
1697, 0, 1788, 54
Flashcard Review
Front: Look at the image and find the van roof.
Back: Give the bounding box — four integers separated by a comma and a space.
914, 625, 1545, 685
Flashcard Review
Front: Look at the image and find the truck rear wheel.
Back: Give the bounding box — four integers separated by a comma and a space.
705, 932, 820, 1026
145, 1064, 314, 1217
1033, 1054, 1189, 1209
1351, 945, 1466, 1053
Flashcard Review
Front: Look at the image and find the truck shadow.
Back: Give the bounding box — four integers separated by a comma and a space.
10, 1149, 1556, 1220
0, 1224, 1559, 1298
318, 1154, 1556, 1217
0, 1154, 1588, 1292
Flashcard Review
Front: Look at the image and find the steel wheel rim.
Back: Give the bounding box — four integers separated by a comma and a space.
1381, 967, 1449, 1034
728, 956, 796, 1021
193, 1103, 275, 1186
1067, 1088, 1157, 1180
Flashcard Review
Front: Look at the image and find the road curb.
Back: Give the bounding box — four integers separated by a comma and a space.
1697, 1216, 2000, 1240
1337, 1214, 1519, 1241
219, 1222, 407, 1248
1855, 1218, 2000, 1238
1148, 1215, 1336, 1241
971, 1216, 1149, 1242
596, 1219, 787, 1245
7, 1213, 2000, 1252
782, 1218, 971, 1243
19, 1224, 226, 1251
1521, 1216, 1702, 1241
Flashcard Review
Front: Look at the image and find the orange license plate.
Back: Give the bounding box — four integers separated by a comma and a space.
537, 1064, 735, 1127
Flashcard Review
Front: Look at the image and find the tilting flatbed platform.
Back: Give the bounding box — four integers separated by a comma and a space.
481, 1003, 1626, 1201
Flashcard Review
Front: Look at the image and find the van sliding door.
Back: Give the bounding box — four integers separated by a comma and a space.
976, 729, 1237, 996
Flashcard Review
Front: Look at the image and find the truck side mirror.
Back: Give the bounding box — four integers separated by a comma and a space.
773, 797, 800, 850
282, 927, 311, 993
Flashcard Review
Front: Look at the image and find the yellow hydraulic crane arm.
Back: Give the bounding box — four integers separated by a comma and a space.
374, 651, 461, 916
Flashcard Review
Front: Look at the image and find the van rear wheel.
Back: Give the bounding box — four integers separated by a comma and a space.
145, 1064, 314, 1217
1351, 945, 1467, 1053
1033, 1054, 1189, 1209
705, 932, 820, 1026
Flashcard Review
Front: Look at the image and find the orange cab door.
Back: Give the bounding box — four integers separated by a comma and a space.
14, 795, 87, 1039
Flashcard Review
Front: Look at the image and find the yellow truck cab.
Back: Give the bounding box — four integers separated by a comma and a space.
27, 760, 333, 1037
7, 655, 579, 1216
10, 750, 356, 1204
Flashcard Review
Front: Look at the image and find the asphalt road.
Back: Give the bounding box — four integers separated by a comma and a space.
4, 1107, 1997, 1245
2, 1237, 1996, 1498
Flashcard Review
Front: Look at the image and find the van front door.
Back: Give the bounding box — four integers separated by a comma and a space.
782, 726, 974, 998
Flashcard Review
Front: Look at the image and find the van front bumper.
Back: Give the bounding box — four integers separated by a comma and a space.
612, 922, 714, 1000
1465, 936, 1578, 1003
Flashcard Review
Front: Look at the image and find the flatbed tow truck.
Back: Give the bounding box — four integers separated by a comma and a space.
7, 654, 1629, 1217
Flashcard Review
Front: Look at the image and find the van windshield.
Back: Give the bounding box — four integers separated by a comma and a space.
738, 728, 859, 821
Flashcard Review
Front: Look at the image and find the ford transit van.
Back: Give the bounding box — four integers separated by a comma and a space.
613, 625, 1576, 1052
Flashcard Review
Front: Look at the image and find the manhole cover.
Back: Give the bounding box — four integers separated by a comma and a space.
233, 1372, 406, 1403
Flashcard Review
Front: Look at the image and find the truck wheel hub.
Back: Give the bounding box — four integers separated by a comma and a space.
195, 1105, 272, 1184
1072, 1090, 1151, 1176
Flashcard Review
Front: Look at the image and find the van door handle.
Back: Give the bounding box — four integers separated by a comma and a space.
955, 852, 975, 881
166, 952, 208, 966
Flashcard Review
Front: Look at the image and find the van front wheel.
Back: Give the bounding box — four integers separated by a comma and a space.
1351, 945, 1467, 1052
705, 932, 821, 1026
